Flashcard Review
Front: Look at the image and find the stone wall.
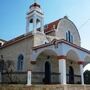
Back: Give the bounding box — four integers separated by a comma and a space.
0, 84, 90, 90
0, 37, 33, 71
33, 32, 49, 46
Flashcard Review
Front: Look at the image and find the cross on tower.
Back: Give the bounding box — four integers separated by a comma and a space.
26, 0, 44, 33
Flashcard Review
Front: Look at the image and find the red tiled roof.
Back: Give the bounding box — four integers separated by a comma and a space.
44, 19, 60, 33
0, 19, 60, 48
0, 32, 33, 48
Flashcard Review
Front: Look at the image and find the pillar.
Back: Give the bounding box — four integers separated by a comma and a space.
33, 15, 37, 33
26, 19, 30, 33
41, 18, 44, 33
78, 61, 84, 85
58, 55, 67, 84
0, 72, 1, 83
27, 70, 32, 86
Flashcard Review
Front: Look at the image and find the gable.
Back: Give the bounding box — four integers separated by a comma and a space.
56, 18, 81, 46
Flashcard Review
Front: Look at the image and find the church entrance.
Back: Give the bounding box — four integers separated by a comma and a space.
69, 66, 74, 84
43, 61, 51, 84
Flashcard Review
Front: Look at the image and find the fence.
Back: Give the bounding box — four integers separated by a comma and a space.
67, 74, 81, 84
32, 72, 60, 84
0, 72, 60, 84
1, 72, 27, 84
0, 71, 81, 84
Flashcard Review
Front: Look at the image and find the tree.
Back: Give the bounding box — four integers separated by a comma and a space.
4, 60, 14, 72
4, 60, 15, 83
0, 55, 15, 83
84, 70, 90, 84
0, 55, 5, 72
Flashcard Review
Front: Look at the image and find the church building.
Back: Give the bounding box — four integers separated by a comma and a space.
0, 2, 90, 85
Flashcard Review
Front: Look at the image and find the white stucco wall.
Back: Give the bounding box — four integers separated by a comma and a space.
0, 37, 33, 71
56, 18, 81, 46
33, 32, 49, 46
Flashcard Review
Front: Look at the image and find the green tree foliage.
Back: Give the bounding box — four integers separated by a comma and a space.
84, 70, 90, 84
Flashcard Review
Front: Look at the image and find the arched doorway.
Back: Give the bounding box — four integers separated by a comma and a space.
69, 66, 74, 84
66, 50, 80, 84
32, 49, 59, 84
43, 61, 51, 84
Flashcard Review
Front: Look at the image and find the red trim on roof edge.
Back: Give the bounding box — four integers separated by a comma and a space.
0, 33, 33, 49
33, 39, 90, 54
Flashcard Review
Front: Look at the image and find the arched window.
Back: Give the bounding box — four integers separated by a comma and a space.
66, 31, 73, 43
17, 54, 24, 71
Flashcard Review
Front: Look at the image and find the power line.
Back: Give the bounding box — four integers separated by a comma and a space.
79, 19, 90, 29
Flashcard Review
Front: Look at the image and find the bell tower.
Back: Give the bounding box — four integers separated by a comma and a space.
26, 1, 44, 34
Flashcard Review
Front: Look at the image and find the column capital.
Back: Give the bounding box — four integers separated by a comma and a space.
57, 55, 67, 60
77, 61, 84, 65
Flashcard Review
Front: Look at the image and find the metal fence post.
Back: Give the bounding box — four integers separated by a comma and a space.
0, 72, 1, 83
27, 70, 32, 86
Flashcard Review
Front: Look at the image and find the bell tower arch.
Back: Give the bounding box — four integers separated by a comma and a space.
26, 1, 44, 34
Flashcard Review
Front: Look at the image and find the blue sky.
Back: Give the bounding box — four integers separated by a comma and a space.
0, 0, 90, 50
